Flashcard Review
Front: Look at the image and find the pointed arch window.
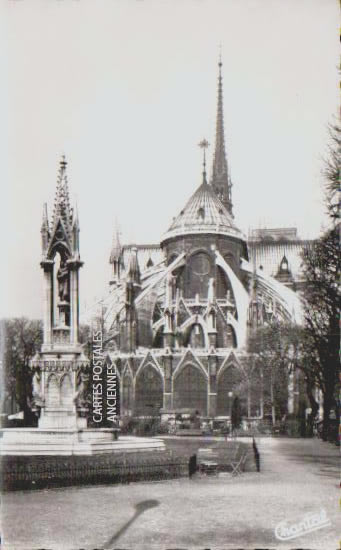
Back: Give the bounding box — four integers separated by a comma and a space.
173, 364, 207, 415
185, 323, 205, 348
279, 255, 289, 273
185, 252, 212, 299
135, 365, 163, 415
122, 374, 133, 415
217, 365, 247, 416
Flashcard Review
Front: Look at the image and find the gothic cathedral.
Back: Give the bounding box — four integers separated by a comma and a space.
99, 61, 304, 422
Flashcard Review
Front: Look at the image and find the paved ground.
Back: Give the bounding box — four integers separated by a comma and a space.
1, 437, 339, 550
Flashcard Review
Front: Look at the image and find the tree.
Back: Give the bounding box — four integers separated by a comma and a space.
231, 396, 242, 433
323, 123, 340, 222
292, 120, 340, 439
1, 318, 43, 424
248, 322, 290, 425
272, 323, 320, 436
248, 321, 320, 435
79, 323, 92, 356
301, 226, 340, 439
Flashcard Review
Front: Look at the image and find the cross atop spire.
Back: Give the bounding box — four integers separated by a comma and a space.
198, 139, 209, 184
210, 56, 233, 217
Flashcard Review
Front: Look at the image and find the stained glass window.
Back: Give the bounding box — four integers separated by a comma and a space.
173, 364, 208, 415
135, 365, 163, 415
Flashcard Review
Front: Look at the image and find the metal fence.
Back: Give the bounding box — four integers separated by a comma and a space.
1, 451, 188, 491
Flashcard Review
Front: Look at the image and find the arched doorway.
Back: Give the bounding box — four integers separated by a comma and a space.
173, 364, 208, 415
217, 364, 247, 416
135, 365, 163, 416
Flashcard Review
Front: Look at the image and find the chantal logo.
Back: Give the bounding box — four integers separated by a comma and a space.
275, 509, 331, 541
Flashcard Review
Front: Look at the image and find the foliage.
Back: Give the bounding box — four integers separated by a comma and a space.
301, 225, 340, 438
247, 321, 292, 424
323, 123, 340, 222
1, 318, 43, 423
231, 396, 242, 431
79, 323, 92, 356
248, 319, 327, 434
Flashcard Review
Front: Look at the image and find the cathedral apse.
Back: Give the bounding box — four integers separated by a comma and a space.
92, 61, 303, 423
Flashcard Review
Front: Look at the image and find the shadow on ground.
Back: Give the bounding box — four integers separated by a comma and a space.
103, 499, 159, 548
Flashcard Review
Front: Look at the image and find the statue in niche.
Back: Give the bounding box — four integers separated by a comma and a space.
73, 370, 90, 410
207, 277, 215, 304
57, 260, 69, 303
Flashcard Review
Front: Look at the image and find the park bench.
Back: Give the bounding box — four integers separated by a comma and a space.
197, 448, 219, 475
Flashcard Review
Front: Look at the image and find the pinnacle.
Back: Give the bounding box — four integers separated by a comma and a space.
110, 223, 122, 263
52, 156, 73, 234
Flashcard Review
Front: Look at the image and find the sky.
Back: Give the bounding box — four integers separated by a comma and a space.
1, 0, 339, 319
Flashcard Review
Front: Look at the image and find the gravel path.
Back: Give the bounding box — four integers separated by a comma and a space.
1, 437, 339, 549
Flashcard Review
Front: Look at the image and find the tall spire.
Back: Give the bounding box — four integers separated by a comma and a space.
52, 155, 73, 235
210, 57, 233, 216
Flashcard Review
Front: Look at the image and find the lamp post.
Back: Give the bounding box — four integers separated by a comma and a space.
228, 391, 233, 434
287, 344, 295, 415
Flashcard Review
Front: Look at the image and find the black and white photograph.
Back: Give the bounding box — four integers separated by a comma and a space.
0, 1, 339, 549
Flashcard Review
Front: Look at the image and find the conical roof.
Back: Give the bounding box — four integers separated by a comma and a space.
161, 178, 244, 244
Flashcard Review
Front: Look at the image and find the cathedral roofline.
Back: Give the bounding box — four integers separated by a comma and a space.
249, 239, 312, 247
161, 224, 245, 244
122, 243, 161, 250
161, 178, 245, 246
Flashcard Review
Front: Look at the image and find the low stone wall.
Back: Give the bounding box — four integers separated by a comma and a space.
1, 451, 188, 491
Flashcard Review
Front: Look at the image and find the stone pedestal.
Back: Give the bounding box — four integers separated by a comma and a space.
2, 346, 167, 457
30, 349, 88, 431
0, 429, 165, 456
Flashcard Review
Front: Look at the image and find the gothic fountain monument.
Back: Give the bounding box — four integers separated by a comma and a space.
0, 157, 165, 455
